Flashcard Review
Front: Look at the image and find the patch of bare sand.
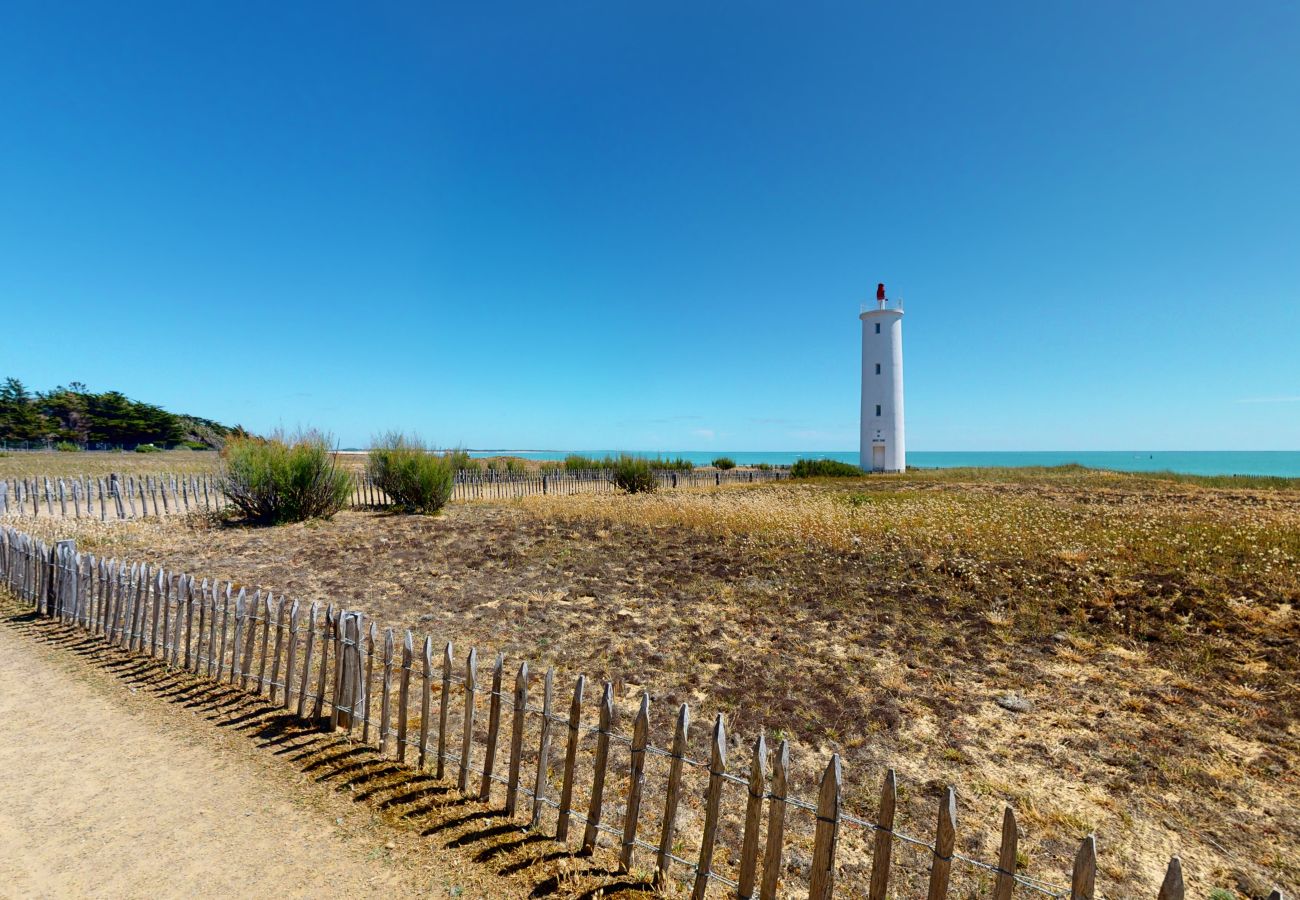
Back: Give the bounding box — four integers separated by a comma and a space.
0, 616, 519, 900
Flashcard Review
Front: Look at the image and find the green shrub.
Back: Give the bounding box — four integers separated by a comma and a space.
487, 457, 527, 474
220, 431, 352, 525
565, 454, 613, 471
443, 448, 480, 473
180, 440, 210, 451
612, 454, 657, 493
368, 433, 457, 514
55, 441, 82, 452
135, 443, 162, 453
755, 462, 773, 471
711, 456, 736, 470
539, 461, 563, 473
652, 456, 694, 471
790, 458, 861, 478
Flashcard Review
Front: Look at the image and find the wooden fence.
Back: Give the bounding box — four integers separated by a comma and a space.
0, 524, 1260, 900
0, 468, 788, 520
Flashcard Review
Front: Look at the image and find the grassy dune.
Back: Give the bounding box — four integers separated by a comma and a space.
13, 467, 1297, 896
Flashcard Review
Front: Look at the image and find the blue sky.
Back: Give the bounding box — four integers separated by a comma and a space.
2, 1, 1297, 450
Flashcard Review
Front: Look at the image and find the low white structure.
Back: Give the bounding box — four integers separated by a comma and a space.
860, 286, 905, 472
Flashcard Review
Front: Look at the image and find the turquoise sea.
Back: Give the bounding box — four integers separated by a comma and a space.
467, 449, 1300, 478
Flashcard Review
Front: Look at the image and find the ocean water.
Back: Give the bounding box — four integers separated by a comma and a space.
467, 449, 1300, 478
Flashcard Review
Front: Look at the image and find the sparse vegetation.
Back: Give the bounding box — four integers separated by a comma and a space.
367, 433, 456, 514
14, 465, 1298, 896
134, 443, 162, 453
790, 457, 860, 478
564, 454, 609, 471
219, 431, 352, 525
611, 454, 656, 493
652, 456, 694, 471
711, 456, 736, 470
55, 441, 81, 452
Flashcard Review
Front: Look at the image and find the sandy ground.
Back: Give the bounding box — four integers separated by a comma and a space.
0, 614, 516, 900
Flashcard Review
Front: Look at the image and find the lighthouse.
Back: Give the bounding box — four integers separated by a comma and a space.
860, 283, 905, 472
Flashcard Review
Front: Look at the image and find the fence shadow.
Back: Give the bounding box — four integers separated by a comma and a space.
2, 610, 655, 899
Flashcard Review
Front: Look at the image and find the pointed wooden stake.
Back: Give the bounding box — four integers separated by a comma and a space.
926, 787, 957, 900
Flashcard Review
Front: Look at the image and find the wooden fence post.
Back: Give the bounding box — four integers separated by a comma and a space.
555, 674, 586, 843
282, 599, 301, 707
434, 641, 451, 779
505, 661, 529, 816
1157, 856, 1183, 900
737, 733, 768, 897
926, 787, 957, 900
459, 648, 478, 791
993, 805, 1018, 900
656, 703, 691, 889
1070, 835, 1096, 900
418, 636, 434, 769
479, 652, 504, 800
808, 754, 842, 900
379, 628, 395, 753
241, 590, 261, 690
361, 623, 376, 742
531, 668, 555, 827
691, 714, 728, 900
396, 630, 414, 761
618, 693, 650, 872
760, 739, 790, 900
268, 597, 288, 704
229, 589, 247, 681
256, 592, 273, 693
582, 681, 615, 853
296, 601, 319, 719
311, 606, 333, 723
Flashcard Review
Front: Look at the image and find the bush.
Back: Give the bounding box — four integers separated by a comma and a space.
652, 456, 694, 472
135, 443, 162, 453
711, 456, 736, 470
755, 462, 773, 471
487, 457, 527, 474
55, 441, 82, 452
790, 458, 862, 478
443, 448, 480, 473
565, 454, 614, 472
220, 431, 352, 525
539, 461, 563, 473
180, 440, 210, 451
368, 433, 456, 514
611, 454, 657, 493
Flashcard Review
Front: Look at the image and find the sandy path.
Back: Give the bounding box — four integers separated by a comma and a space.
0, 620, 448, 899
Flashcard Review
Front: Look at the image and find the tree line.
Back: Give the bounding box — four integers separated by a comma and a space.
0, 377, 237, 449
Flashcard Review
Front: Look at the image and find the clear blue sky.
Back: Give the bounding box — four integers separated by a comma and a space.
2, 2, 1297, 450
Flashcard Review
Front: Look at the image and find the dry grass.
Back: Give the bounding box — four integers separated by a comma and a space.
12, 469, 1298, 898
0, 449, 221, 477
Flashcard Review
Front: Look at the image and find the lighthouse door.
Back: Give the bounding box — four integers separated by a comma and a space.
871, 445, 885, 472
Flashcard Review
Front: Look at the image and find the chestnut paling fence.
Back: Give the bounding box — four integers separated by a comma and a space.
0, 468, 787, 520
0, 524, 1263, 900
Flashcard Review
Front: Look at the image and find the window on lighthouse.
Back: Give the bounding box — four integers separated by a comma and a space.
875, 323, 881, 334
875, 404, 882, 416
875, 363, 881, 374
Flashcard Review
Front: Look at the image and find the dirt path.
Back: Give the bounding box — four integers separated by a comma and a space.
0, 616, 494, 899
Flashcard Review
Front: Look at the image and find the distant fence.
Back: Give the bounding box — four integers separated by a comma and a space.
0, 524, 1227, 900
0, 468, 788, 520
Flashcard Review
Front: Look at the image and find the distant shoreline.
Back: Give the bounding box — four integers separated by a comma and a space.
330, 449, 1300, 478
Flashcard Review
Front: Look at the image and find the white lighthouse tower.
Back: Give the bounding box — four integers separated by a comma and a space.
860, 283, 905, 472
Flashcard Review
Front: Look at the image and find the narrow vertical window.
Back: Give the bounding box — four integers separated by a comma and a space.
875, 323, 881, 334
875, 363, 881, 374
875, 404, 882, 416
